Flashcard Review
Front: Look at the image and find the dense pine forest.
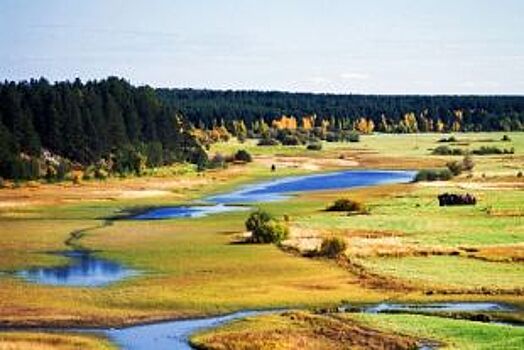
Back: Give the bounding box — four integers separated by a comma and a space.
0, 78, 206, 180
159, 89, 524, 133
1, 77, 524, 181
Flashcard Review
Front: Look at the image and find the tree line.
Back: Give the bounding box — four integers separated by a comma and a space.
0, 77, 206, 180
158, 89, 524, 133
2, 77, 523, 181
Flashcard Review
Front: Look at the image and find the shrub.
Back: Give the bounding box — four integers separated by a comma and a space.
446, 161, 463, 176
82, 165, 96, 180
234, 149, 252, 163
438, 136, 457, 143
252, 220, 289, 244
414, 169, 453, 182
438, 193, 476, 206
208, 153, 227, 169
472, 146, 514, 155
347, 131, 360, 143
95, 168, 108, 180
245, 210, 289, 244
306, 142, 322, 151
319, 237, 347, 258
432, 145, 464, 155
501, 134, 511, 142
461, 154, 474, 172
517, 171, 523, 178
245, 210, 273, 232
325, 132, 339, 142
71, 171, 83, 185
326, 198, 365, 213
282, 135, 301, 146
258, 138, 279, 146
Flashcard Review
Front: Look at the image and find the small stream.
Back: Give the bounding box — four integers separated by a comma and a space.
101, 302, 519, 350
361, 302, 515, 314
106, 310, 266, 350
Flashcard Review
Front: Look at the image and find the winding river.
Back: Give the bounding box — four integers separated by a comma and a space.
14, 169, 414, 286
9, 169, 520, 349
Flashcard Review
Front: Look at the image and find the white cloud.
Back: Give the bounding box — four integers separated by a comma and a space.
340, 72, 369, 80
307, 76, 331, 85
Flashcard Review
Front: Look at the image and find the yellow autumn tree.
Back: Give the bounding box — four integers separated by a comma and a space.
302, 115, 315, 130
272, 115, 297, 130
436, 119, 445, 132
355, 118, 374, 134
452, 109, 463, 132
403, 112, 418, 133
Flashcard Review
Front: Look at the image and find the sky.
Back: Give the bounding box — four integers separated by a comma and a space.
1, 0, 523, 94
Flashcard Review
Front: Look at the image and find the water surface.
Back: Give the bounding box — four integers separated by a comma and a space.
135, 170, 415, 219
133, 203, 249, 220
105, 302, 517, 349
106, 310, 264, 350
361, 302, 514, 314
16, 250, 137, 287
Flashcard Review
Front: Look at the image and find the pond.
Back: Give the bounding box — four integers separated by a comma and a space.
15, 250, 138, 287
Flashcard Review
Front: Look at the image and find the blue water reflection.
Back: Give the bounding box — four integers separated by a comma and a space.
16, 250, 137, 287
135, 170, 415, 219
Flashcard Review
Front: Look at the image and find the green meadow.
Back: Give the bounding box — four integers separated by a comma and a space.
0, 132, 523, 349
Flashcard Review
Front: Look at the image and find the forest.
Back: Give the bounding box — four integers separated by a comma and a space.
1, 78, 524, 181
0, 78, 206, 180
159, 89, 524, 133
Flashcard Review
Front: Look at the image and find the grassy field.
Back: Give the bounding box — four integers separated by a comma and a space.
351, 313, 524, 350
0, 332, 115, 350
191, 310, 524, 350
0, 132, 522, 348
190, 311, 419, 350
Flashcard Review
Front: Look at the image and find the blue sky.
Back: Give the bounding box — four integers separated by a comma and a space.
1, 0, 523, 94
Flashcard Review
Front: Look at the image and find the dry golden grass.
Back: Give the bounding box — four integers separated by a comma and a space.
0, 332, 115, 350
190, 311, 418, 350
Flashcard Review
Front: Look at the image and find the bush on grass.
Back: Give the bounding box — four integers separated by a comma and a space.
245, 210, 290, 244
471, 146, 514, 155
306, 142, 322, 151
414, 169, 453, 182
446, 161, 463, 176
234, 149, 253, 163
318, 237, 347, 258
326, 199, 366, 213
438, 136, 458, 143
257, 138, 280, 146
432, 145, 464, 156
